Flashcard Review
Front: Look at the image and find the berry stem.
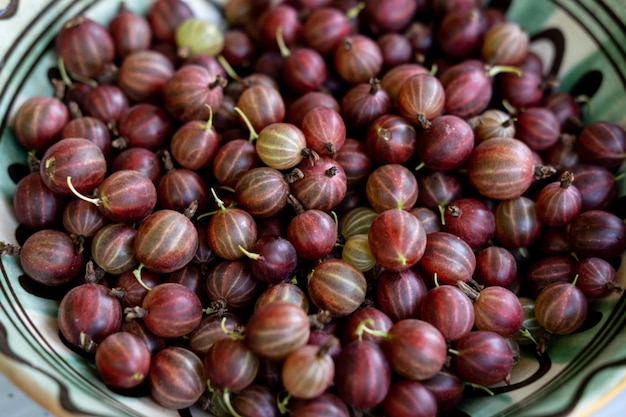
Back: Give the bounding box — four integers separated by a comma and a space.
559, 171, 575, 188
354, 318, 390, 341
233, 106, 259, 142
66, 176, 101, 206
221, 316, 245, 341
277, 392, 292, 415
239, 244, 262, 260
203, 104, 214, 132
132, 264, 153, 291
57, 57, 73, 87
345, 2, 365, 19
275, 26, 291, 58
217, 54, 243, 82
486, 65, 522, 78
518, 328, 539, 346
463, 382, 494, 396
222, 389, 243, 417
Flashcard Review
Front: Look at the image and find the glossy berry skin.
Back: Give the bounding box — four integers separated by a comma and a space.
108, 5, 153, 59
55, 16, 114, 79
139, 283, 203, 339
439, 59, 493, 118
576, 121, 626, 168
207, 206, 257, 261
375, 268, 428, 323
307, 258, 367, 317
83, 84, 129, 127
61, 115, 112, 157
474, 246, 518, 288
525, 255, 575, 296
245, 301, 310, 361
163, 65, 226, 123
117, 103, 173, 150
95, 170, 157, 223
117, 50, 174, 103
365, 114, 417, 165
91, 223, 138, 275
536, 171, 582, 227
535, 281, 588, 335
442, 198, 495, 249
467, 137, 535, 200
495, 196, 543, 250
13, 172, 67, 230
235, 167, 290, 218
568, 210, 626, 260
13, 96, 70, 152
135, 210, 199, 274
418, 231, 476, 286
95, 331, 151, 389
290, 392, 350, 417
333, 34, 383, 85
419, 285, 474, 342
231, 384, 280, 417
282, 48, 328, 95
334, 340, 391, 409
368, 209, 427, 272
287, 209, 337, 261
383, 379, 438, 417
569, 164, 618, 212
148, 346, 206, 410
421, 371, 465, 412
385, 319, 448, 381
20, 229, 85, 286
397, 73, 445, 128
471, 285, 525, 338
574, 257, 620, 299
342, 306, 393, 346
58, 283, 122, 351
290, 156, 348, 212
365, 163, 418, 212
301, 106, 346, 157
451, 330, 514, 386
40, 138, 107, 196
205, 338, 259, 392
246, 236, 298, 285
281, 343, 335, 400
416, 115, 475, 171
515, 107, 561, 151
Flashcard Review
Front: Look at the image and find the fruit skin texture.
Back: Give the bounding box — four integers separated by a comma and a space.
384, 319, 448, 381
57, 283, 122, 350
245, 301, 310, 360
55, 16, 114, 79
281, 344, 335, 400
40, 138, 108, 196
95, 332, 151, 389
452, 330, 514, 386
139, 283, 203, 339
466, 137, 535, 200
204, 337, 259, 392
334, 340, 391, 409
134, 209, 199, 274
383, 379, 438, 417
19, 229, 85, 286
148, 346, 206, 410
535, 282, 588, 335
368, 209, 427, 272
13, 96, 70, 152
419, 285, 474, 342
307, 258, 367, 317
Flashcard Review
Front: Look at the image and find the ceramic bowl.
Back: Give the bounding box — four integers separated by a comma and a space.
0, 1, 625, 416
